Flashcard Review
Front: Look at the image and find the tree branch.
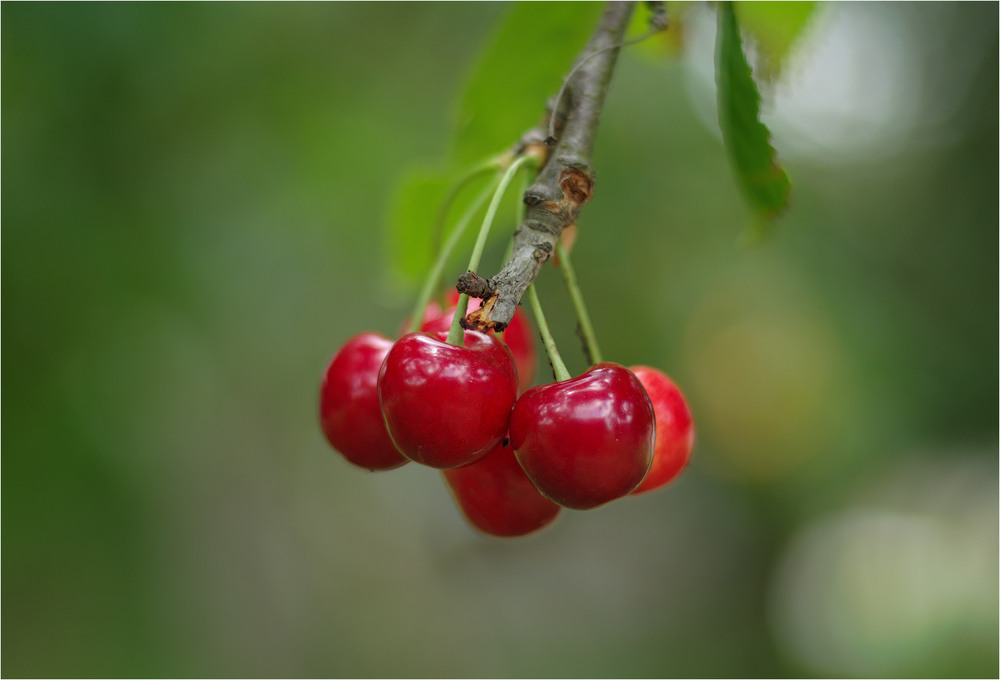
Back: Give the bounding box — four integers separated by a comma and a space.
459, 1, 636, 333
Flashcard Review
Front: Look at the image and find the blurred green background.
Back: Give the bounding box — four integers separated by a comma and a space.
3, 2, 997, 677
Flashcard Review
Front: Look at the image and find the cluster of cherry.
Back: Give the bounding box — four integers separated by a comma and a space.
319, 294, 694, 538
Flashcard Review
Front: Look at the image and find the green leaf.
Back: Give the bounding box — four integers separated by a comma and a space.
733, 1, 818, 81
383, 165, 504, 294
452, 2, 605, 166
383, 167, 452, 292
715, 1, 791, 233
385, 4, 605, 292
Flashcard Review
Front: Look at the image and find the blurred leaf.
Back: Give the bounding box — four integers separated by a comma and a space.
452, 2, 604, 166
385, 167, 452, 291
734, 1, 818, 80
715, 1, 791, 234
384, 165, 507, 294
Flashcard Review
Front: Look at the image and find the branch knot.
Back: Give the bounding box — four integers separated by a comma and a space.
456, 271, 496, 299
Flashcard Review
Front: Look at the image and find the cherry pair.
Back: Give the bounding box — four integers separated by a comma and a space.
318, 300, 535, 471
445, 361, 694, 536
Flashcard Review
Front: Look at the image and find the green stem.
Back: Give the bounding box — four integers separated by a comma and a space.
555, 241, 603, 364
526, 284, 571, 382
430, 156, 507, 263
446, 154, 536, 346
408, 172, 502, 335
496, 167, 531, 340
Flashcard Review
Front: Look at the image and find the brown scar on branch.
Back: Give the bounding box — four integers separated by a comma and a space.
559, 167, 594, 205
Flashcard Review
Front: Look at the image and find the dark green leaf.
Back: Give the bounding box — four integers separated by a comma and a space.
715, 1, 791, 232
452, 2, 605, 166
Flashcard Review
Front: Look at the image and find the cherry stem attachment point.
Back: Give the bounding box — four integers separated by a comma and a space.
555, 241, 603, 365
526, 284, 571, 382
447, 154, 536, 346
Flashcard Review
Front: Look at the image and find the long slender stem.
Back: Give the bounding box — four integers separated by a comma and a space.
468, 155, 535, 280
429, 156, 507, 261
512, 166, 530, 253
555, 241, 603, 364
446, 154, 536, 346
525, 285, 571, 382
497, 169, 532, 341
408, 173, 502, 335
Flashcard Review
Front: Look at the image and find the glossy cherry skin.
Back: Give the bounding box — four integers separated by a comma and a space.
319, 332, 409, 471
629, 366, 695, 494
509, 363, 655, 510
443, 440, 561, 537
377, 330, 518, 469
419, 293, 537, 391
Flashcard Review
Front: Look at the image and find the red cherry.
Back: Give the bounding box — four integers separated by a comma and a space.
628, 366, 694, 494
509, 363, 655, 510
319, 332, 409, 471
495, 302, 537, 390
419, 293, 537, 390
377, 330, 518, 469
443, 440, 561, 537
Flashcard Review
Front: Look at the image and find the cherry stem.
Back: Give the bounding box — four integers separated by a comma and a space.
429, 156, 508, 263
555, 241, 603, 364
525, 284, 571, 382
446, 154, 536, 346
496, 167, 531, 341
408, 169, 503, 335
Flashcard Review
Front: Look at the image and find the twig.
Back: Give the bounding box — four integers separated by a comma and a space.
457, 1, 636, 331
